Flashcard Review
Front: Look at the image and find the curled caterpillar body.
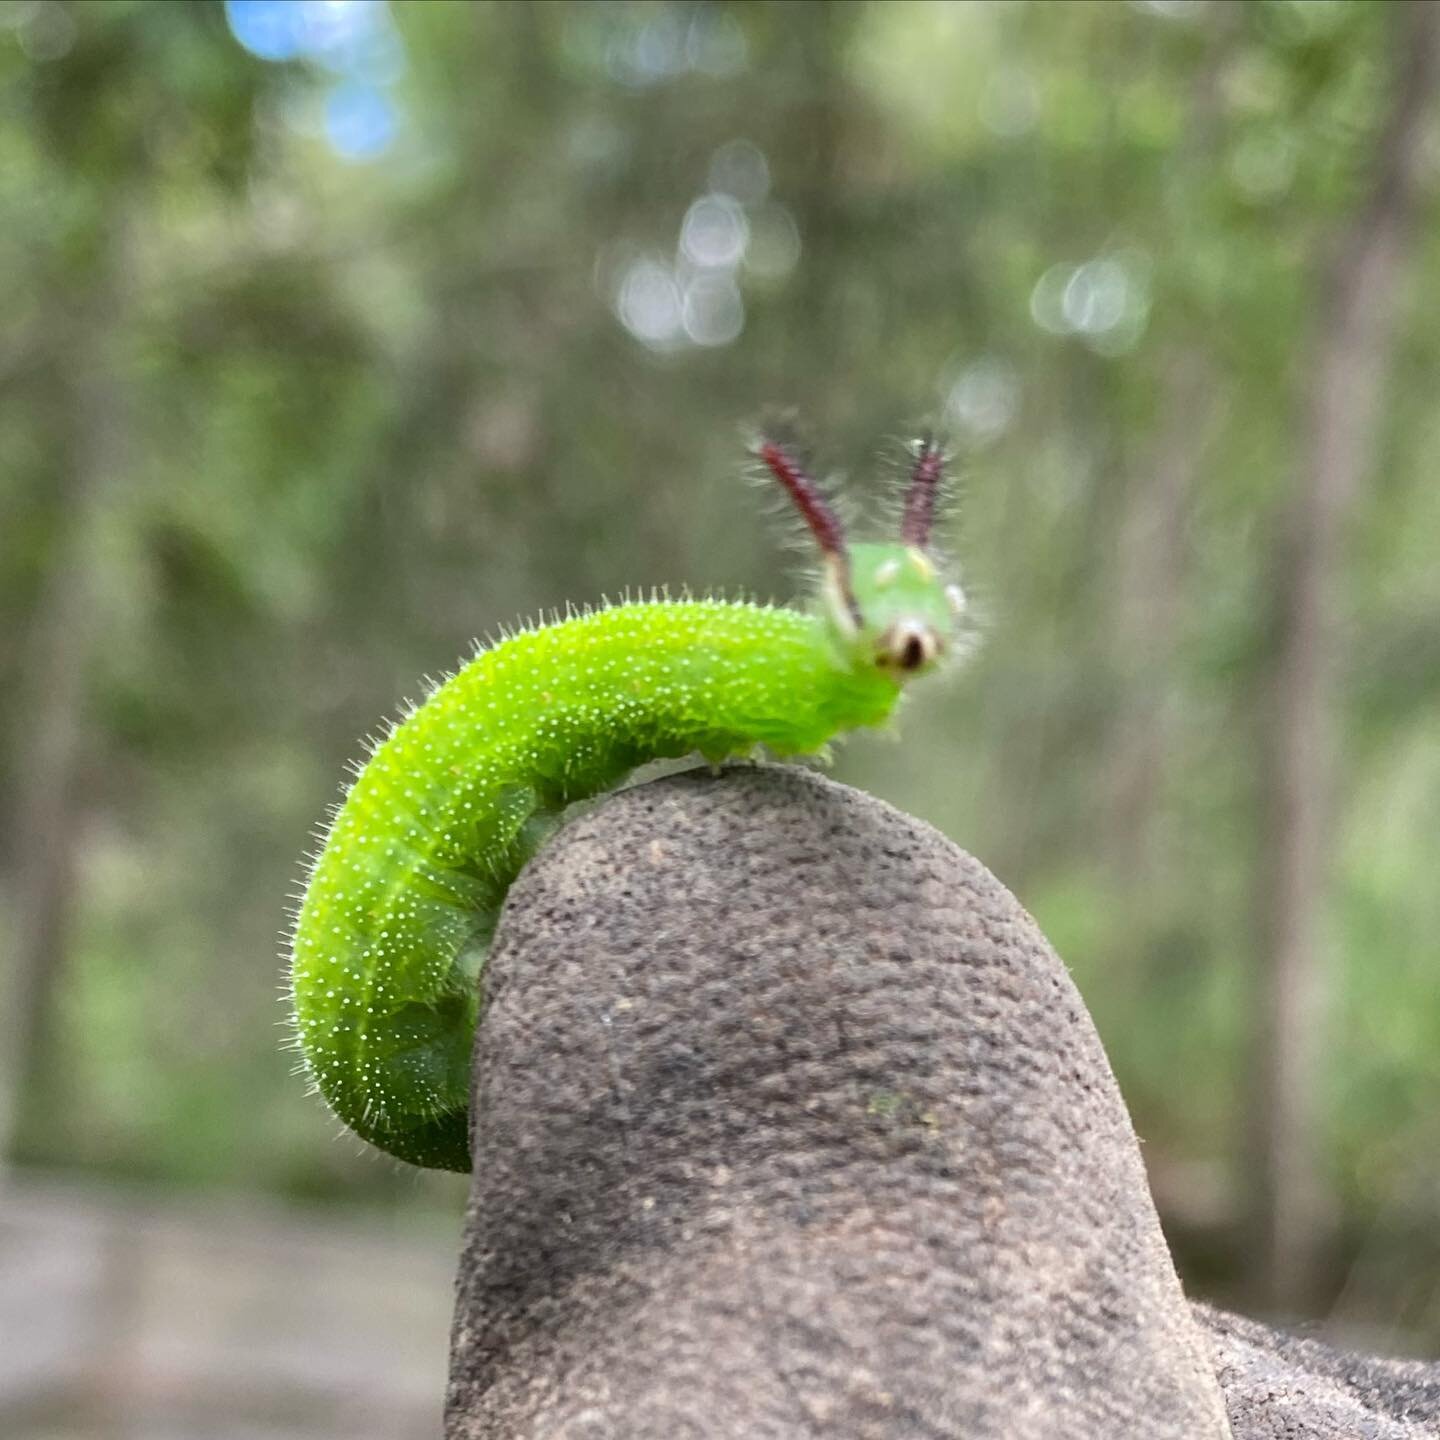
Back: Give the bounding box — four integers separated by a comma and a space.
289, 438, 967, 1171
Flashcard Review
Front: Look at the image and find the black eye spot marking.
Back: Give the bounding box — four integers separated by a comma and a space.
876, 622, 940, 673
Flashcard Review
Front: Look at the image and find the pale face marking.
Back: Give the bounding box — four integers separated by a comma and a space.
822, 558, 861, 639
878, 617, 943, 673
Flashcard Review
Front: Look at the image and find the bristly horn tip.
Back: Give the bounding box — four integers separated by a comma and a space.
900, 433, 944, 549
755, 436, 862, 629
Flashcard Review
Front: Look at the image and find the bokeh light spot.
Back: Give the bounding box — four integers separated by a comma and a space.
1030, 251, 1152, 353
1063, 260, 1129, 335
616, 258, 685, 349
707, 140, 770, 205
681, 274, 745, 347
225, 0, 306, 62
11, 0, 77, 62
944, 358, 1020, 443
608, 8, 687, 88
680, 194, 749, 270
1029, 263, 1073, 335
324, 83, 399, 161
226, 0, 407, 159
685, 9, 748, 78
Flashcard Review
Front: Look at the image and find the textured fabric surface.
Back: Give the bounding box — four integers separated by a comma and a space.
446, 765, 1440, 1437
447, 765, 1231, 1438
1198, 1305, 1440, 1439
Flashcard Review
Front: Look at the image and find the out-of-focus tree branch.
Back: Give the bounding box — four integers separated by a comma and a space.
0, 218, 134, 1168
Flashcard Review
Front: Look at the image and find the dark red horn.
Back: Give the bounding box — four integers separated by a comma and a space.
755, 437, 862, 629
900, 434, 943, 549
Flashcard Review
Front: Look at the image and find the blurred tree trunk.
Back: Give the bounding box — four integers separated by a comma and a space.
1104, 11, 1234, 889
1106, 347, 1215, 884
780, 0, 852, 432
0, 226, 131, 1168
1251, 0, 1440, 1313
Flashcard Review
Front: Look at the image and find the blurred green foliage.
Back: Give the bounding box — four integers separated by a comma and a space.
1, 0, 1437, 1338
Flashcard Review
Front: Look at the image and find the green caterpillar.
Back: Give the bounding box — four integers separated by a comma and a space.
289, 435, 967, 1171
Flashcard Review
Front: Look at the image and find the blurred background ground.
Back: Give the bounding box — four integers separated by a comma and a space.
1, 0, 1438, 1433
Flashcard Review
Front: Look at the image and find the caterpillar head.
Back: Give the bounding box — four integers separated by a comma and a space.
756, 433, 965, 680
